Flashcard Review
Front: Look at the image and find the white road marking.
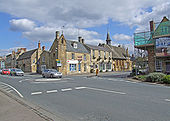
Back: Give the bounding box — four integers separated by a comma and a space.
31, 81, 68, 84
125, 81, 137, 84
7, 90, 13, 93
35, 78, 61, 81
165, 99, 170, 102
85, 87, 126, 95
75, 87, 87, 90
61, 88, 72, 92
46, 90, 58, 93
31, 92, 42, 95
0, 82, 24, 98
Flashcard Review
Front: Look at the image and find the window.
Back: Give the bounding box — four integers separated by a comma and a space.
74, 43, 77, 48
84, 63, 87, 72
109, 52, 111, 57
93, 50, 95, 56
84, 54, 86, 61
42, 56, 45, 62
104, 51, 106, 58
61, 38, 64, 44
155, 60, 162, 71
106, 63, 111, 70
99, 51, 101, 57
33, 59, 35, 63
72, 53, 75, 59
70, 64, 76, 71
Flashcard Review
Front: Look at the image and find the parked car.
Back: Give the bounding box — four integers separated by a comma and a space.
2, 69, 10, 75
10, 68, 24, 76
42, 69, 62, 78
0, 69, 2, 74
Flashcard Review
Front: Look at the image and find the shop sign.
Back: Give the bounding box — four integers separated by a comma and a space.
67, 60, 78, 64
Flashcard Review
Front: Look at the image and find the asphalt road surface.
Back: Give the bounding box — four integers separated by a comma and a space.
0, 73, 170, 121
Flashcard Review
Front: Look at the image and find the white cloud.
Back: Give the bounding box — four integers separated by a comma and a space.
9, 19, 36, 31
0, 47, 24, 56
1, 0, 170, 29
112, 34, 132, 41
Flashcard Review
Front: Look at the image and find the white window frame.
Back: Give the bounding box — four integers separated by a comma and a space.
74, 43, 77, 48
155, 60, 162, 72
42, 56, 45, 62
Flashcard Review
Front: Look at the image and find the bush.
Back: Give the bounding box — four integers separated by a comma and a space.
162, 75, 170, 84
146, 72, 166, 83
137, 75, 147, 81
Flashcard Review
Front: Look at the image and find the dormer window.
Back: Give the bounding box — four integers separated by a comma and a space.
74, 43, 77, 48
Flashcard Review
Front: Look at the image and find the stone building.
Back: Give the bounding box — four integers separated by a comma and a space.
134, 16, 170, 73
5, 48, 26, 69
85, 32, 132, 72
38, 46, 50, 72
48, 32, 90, 75
0, 57, 5, 69
16, 41, 43, 72
44, 31, 132, 75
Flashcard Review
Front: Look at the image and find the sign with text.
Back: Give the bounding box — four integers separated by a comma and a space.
156, 37, 170, 57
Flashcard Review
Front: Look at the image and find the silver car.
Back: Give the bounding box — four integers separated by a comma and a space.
42, 69, 62, 78
10, 68, 24, 76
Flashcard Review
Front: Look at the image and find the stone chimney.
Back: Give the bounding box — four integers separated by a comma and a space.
38, 41, 41, 49
78, 36, 82, 43
126, 48, 129, 57
81, 39, 84, 44
42, 46, 45, 51
56, 31, 60, 40
12, 51, 15, 55
150, 20, 155, 32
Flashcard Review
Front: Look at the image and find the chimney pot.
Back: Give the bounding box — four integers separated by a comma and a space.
78, 36, 82, 42
42, 46, 45, 51
56, 31, 60, 40
38, 41, 41, 49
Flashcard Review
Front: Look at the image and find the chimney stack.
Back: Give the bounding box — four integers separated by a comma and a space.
56, 31, 60, 40
78, 36, 82, 43
38, 41, 41, 49
150, 20, 155, 32
42, 46, 45, 51
81, 39, 84, 44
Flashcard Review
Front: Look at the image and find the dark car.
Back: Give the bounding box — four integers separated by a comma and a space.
42, 69, 62, 78
10, 68, 24, 76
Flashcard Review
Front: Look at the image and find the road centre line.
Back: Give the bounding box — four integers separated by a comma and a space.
31, 81, 68, 84
35, 78, 61, 81
0, 82, 24, 98
61, 88, 72, 92
75, 87, 87, 90
85, 87, 126, 95
46, 90, 58, 93
165, 99, 170, 102
31, 92, 42, 95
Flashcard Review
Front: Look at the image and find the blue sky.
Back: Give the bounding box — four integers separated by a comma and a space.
0, 0, 170, 56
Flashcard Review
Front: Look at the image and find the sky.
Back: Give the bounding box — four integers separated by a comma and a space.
0, 0, 170, 56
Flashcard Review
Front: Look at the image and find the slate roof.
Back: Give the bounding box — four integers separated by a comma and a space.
110, 46, 126, 59
17, 49, 37, 61
66, 40, 89, 53
85, 44, 112, 52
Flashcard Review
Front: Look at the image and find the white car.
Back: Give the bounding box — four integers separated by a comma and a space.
42, 69, 62, 78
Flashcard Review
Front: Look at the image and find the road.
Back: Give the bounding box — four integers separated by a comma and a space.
0, 73, 170, 121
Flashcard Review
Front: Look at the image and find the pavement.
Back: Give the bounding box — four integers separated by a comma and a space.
0, 88, 66, 121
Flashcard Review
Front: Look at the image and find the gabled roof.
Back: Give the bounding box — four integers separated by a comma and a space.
66, 40, 89, 53
85, 44, 112, 52
17, 49, 37, 61
105, 45, 127, 59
